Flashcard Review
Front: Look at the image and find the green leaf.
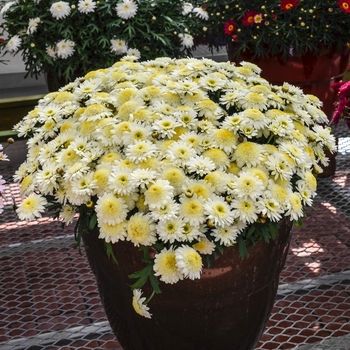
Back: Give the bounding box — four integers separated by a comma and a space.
246, 225, 256, 238
89, 213, 97, 230
105, 242, 118, 264
237, 236, 249, 260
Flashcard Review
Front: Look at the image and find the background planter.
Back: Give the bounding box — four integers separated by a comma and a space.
82, 219, 293, 350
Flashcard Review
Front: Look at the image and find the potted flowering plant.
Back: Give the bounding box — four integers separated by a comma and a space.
194, 0, 350, 60
0, 0, 202, 87
13, 56, 336, 349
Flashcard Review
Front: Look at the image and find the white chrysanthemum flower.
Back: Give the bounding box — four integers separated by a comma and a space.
175, 245, 202, 280
59, 204, 76, 225
222, 114, 243, 132
278, 141, 305, 166
211, 225, 240, 246
220, 91, 242, 109
108, 167, 135, 195
182, 2, 193, 15
266, 181, 289, 208
180, 222, 202, 242
179, 33, 194, 48
110, 39, 128, 55
98, 221, 127, 243
193, 6, 209, 20
122, 122, 153, 145
150, 200, 179, 222
166, 141, 197, 166
154, 248, 183, 284
229, 172, 265, 200
46, 45, 57, 59
116, 0, 138, 19
204, 195, 234, 227
212, 128, 238, 153
258, 197, 283, 222
312, 125, 337, 151
196, 99, 222, 120
267, 113, 294, 137
296, 182, 314, 206
71, 172, 97, 196
232, 141, 263, 168
285, 192, 304, 220
202, 148, 230, 171
144, 179, 174, 209
132, 289, 152, 319
126, 48, 141, 59
240, 108, 267, 130
186, 155, 216, 176
193, 237, 216, 255
75, 80, 102, 100
35, 162, 59, 194
238, 92, 268, 110
265, 154, 294, 181
50, 1, 71, 19
78, 0, 96, 13
173, 80, 201, 97
95, 193, 128, 225
174, 109, 197, 130
0, 1, 15, 15
126, 212, 156, 246
6, 35, 21, 53
130, 168, 157, 189
153, 116, 181, 138
179, 195, 206, 226
125, 140, 158, 163
157, 217, 184, 243
199, 73, 226, 92
27, 17, 41, 34
179, 131, 201, 151
16, 194, 48, 221
56, 39, 75, 59
231, 197, 259, 224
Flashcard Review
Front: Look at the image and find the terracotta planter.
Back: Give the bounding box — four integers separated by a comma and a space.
82, 219, 293, 350
228, 44, 350, 121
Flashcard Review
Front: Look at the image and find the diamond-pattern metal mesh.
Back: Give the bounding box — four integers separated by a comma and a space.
0, 121, 349, 350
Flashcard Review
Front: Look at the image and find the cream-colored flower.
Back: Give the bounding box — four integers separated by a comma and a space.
126, 212, 156, 246
16, 194, 47, 221
193, 237, 216, 255
175, 245, 203, 280
153, 248, 183, 284
95, 193, 128, 225
132, 289, 151, 319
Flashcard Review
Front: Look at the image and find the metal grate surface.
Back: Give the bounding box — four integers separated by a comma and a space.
0, 121, 349, 350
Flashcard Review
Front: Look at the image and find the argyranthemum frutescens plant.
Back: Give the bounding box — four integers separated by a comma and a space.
13, 56, 335, 318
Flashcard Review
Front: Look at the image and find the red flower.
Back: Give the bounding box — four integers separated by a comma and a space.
242, 11, 258, 26
224, 19, 237, 35
338, 0, 350, 13
279, 0, 299, 12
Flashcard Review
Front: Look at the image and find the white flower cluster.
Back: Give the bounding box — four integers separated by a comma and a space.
14, 57, 335, 317
4, 0, 195, 61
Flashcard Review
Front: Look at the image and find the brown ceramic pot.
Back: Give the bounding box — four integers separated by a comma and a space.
82, 219, 293, 350
228, 44, 350, 121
